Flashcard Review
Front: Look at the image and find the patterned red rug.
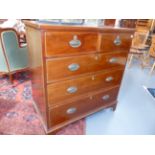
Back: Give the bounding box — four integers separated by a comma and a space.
0, 72, 85, 135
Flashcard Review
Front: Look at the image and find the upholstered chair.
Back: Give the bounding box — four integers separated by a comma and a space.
0, 29, 29, 83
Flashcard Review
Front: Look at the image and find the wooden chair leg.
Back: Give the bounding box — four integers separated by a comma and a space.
0, 74, 4, 78
112, 104, 117, 111
8, 73, 13, 84
149, 62, 155, 75
140, 55, 144, 69
128, 54, 134, 68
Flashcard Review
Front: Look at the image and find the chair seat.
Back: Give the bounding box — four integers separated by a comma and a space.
131, 44, 150, 50
129, 48, 143, 54
130, 44, 150, 55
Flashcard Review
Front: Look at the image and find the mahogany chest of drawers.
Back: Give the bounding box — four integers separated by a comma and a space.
24, 21, 134, 134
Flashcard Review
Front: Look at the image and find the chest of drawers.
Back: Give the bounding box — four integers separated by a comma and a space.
24, 21, 134, 134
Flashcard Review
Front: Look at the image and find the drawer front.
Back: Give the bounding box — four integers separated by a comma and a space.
48, 86, 119, 127
101, 33, 133, 52
46, 52, 128, 82
47, 69, 124, 107
45, 31, 98, 57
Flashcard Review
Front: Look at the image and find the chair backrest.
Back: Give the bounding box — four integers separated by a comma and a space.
0, 38, 8, 72
132, 31, 149, 47
136, 19, 153, 32
0, 29, 22, 71
1, 29, 19, 53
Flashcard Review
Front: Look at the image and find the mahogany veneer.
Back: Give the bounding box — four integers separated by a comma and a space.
49, 86, 120, 127
47, 69, 124, 107
24, 21, 134, 134
45, 31, 98, 56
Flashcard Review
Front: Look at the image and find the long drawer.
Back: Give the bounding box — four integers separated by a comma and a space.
46, 52, 128, 82
45, 31, 98, 57
48, 86, 119, 127
47, 69, 124, 107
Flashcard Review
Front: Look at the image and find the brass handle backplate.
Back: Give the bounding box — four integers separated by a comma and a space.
105, 76, 113, 82
102, 95, 110, 100
66, 107, 77, 114
68, 63, 80, 71
114, 35, 121, 46
67, 86, 78, 94
69, 35, 81, 48
109, 57, 118, 63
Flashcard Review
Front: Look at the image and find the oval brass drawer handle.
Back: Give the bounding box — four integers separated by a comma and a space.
114, 35, 121, 46
66, 107, 77, 114
69, 35, 81, 48
109, 57, 118, 63
102, 95, 110, 100
105, 76, 113, 82
68, 63, 80, 71
67, 86, 78, 94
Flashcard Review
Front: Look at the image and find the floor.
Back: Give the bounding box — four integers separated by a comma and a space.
1, 60, 155, 135
86, 62, 155, 135
0, 73, 85, 135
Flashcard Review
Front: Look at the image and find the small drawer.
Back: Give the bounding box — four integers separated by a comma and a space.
48, 86, 119, 127
100, 33, 133, 52
46, 52, 128, 82
47, 69, 124, 107
45, 31, 98, 57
